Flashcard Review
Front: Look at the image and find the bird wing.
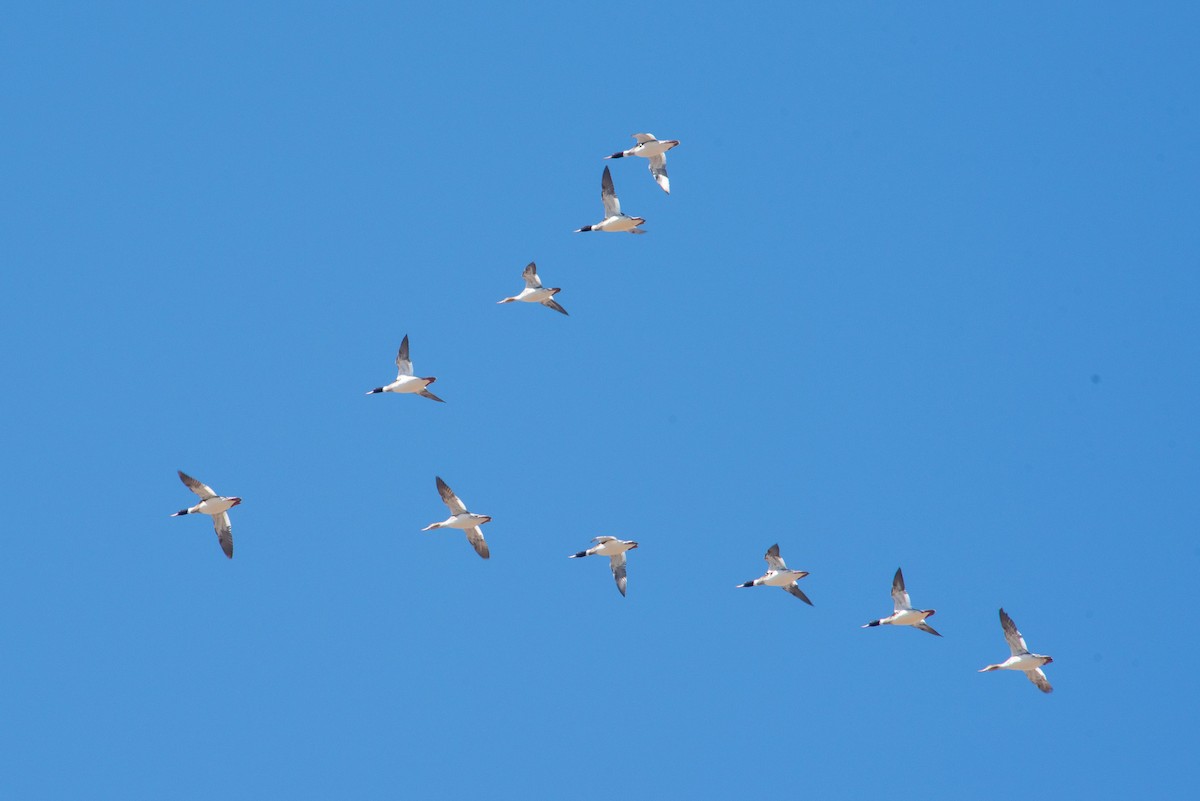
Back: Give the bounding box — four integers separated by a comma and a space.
592, 535, 617, 544
601, 166, 621, 217
914, 620, 941, 637
213, 511, 233, 559
435, 476, 467, 515
632, 133, 655, 144
891, 567, 912, 611
522, 262, 542, 289
609, 552, 628, 596
541, 298, 568, 316
1000, 608, 1030, 655
395, 335, 414, 378
178, 470, 216, 500
466, 526, 490, 559
782, 583, 813, 606
764, 543, 787, 571
648, 153, 670, 194
1027, 668, 1053, 693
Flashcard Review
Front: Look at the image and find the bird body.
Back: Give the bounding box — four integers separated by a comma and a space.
979, 608, 1054, 693
574, 166, 646, 234
569, 536, 639, 596
605, 133, 680, 194
422, 477, 491, 559
424, 512, 493, 530
862, 567, 940, 636
170, 470, 240, 559
366, 334, 444, 401
498, 262, 568, 315
736, 543, 813, 605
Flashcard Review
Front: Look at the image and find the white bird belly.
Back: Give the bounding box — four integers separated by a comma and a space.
445, 513, 489, 529
597, 216, 639, 232
635, 141, 674, 157
762, 570, 804, 587
521, 288, 556, 303
196, 497, 236, 515
386, 376, 430, 393
891, 610, 926, 626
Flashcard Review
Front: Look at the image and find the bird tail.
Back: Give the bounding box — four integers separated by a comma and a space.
365, 387, 384, 394
568, 550, 588, 558
605, 151, 625, 159
573, 225, 593, 233
979, 665, 1002, 672
170, 509, 189, 517
735, 580, 755, 588
863, 619, 881, 628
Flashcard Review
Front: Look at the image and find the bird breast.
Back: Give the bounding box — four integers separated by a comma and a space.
196, 497, 238, 515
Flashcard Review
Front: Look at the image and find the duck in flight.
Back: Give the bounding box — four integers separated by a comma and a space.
605, 133, 680, 194
569, 536, 639, 596
365, 334, 443, 402
497, 262, 568, 315
574, 166, 646, 234
736, 543, 813, 605
421, 477, 492, 559
979, 608, 1054, 693
862, 567, 940, 636
170, 470, 240, 559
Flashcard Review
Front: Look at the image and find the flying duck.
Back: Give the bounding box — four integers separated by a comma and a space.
736, 543, 813, 605
862, 567, 940, 636
605, 133, 680, 194
569, 536, 639, 596
574, 166, 646, 234
979, 608, 1054, 693
365, 335, 444, 402
170, 470, 240, 559
497, 262, 568, 315
421, 476, 491, 559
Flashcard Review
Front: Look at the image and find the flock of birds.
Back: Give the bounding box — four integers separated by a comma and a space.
169, 132, 1056, 695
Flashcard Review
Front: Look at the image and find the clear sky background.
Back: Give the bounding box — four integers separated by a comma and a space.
2, 2, 1198, 798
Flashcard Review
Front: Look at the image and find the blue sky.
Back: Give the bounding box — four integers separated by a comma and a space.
2, 2, 1198, 798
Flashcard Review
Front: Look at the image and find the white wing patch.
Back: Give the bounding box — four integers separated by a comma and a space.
1000, 609, 1030, 656
395, 335, 414, 377
610, 552, 628, 596
436, 476, 468, 515
522, 262, 541, 289
891, 568, 912, 612
178, 470, 216, 500
466, 526, 490, 559
1027, 668, 1053, 693
648, 153, 669, 194
601, 166, 621, 218
764, 543, 786, 571
213, 511, 233, 559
